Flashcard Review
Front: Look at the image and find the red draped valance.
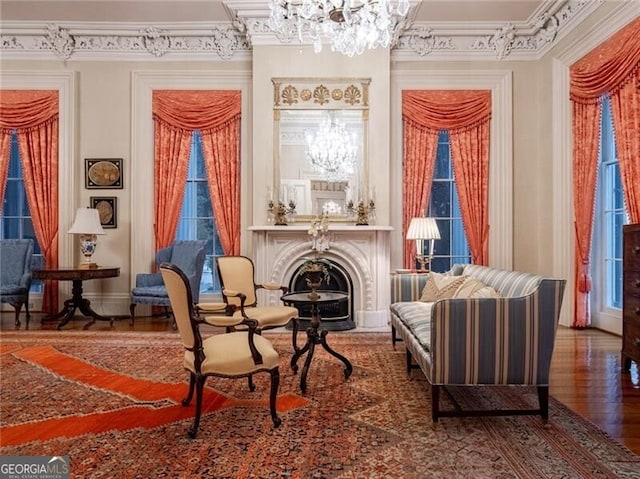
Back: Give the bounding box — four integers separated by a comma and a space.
570, 16, 640, 103
0, 90, 59, 131
152, 90, 241, 132
402, 90, 491, 132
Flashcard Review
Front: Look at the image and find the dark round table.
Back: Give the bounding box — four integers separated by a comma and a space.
33, 267, 121, 329
282, 290, 353, 393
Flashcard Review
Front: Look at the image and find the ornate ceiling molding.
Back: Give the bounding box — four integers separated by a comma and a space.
0, 22, 251, 61
393, 0, 604, 60
0, 0, 604, 62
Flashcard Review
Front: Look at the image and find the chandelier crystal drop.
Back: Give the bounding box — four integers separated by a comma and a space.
268, 0, 411, 57
305, 116, 358, 181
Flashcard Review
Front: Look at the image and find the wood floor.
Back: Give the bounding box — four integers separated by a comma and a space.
2, 312, 639, 456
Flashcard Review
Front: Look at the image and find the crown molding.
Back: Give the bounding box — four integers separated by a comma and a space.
0, 0, 604, 62
393, 0, 604, 61
0, 21, 252, 61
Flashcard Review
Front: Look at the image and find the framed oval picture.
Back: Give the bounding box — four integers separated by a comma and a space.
90, 197, 117, 228
85, 158, 123, 189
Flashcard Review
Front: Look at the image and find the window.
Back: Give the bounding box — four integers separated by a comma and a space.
427, 130, 471, 272
593, 96, 627, 314
175, 131, 224, 294
0, 132, 43, 292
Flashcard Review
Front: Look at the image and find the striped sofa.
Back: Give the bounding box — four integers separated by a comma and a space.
389, 264, 566, 422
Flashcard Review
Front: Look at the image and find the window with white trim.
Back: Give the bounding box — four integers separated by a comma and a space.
426, 130, 471, 272
592, 96, 627, 322
0, 131, 43, 292
175, 131, 224, 294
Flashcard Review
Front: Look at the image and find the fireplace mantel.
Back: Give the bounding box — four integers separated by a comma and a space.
249, 225, 393, 232
249, 224, 393, 329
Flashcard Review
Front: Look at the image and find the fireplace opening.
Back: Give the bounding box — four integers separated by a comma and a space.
287, 258, 355, 331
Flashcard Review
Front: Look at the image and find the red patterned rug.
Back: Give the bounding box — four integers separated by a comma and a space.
1, 331, 639, 478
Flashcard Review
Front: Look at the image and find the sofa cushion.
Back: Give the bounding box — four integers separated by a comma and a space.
390, 301, 433, 350
419, 272, 467, 302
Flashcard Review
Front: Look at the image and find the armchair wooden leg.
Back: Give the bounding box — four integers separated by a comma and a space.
182, 373, 196, 406
13, 303, 23, 328
391, 325, 397, 347
270, 368, 282, 428
129, 304, 136, 326
248, 374, 255, 392
188, 375, 206, 439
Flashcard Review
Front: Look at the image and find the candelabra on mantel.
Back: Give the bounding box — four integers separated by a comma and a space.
346, 186, 376, 225
267, 187, 296, 226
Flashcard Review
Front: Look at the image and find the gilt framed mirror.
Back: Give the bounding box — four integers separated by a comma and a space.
272, 77, 370, 222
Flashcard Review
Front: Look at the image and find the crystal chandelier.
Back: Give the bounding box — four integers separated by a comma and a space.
305, 115, 358, 181
268, 0, 411, 57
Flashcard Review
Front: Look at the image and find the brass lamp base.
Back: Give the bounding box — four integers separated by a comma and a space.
416, 255, 432, 273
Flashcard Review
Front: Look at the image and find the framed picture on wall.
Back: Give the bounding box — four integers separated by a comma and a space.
85, 158, 123, 189
90, 196, 117, 228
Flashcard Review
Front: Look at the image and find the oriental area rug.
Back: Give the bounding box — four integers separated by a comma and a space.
1, 331, 639, 479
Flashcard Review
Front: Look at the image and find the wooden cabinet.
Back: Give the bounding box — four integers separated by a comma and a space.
622, 224, 640, 371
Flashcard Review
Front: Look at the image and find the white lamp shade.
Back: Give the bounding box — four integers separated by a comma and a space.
406, 217, 440, 241
68, 208, 105, 235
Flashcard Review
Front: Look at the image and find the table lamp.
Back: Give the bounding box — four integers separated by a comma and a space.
406, 217, 440, 272
68, 207, 105, 269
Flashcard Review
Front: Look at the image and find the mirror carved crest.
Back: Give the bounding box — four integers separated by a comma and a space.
272, 78, 371, 222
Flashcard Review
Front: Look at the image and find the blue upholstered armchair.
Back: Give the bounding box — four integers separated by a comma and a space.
129, 240, 206, 324
0, 239, 34, 328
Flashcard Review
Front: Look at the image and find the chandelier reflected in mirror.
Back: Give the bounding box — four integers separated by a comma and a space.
268, 0, 411, 57
305, 114, 358, 181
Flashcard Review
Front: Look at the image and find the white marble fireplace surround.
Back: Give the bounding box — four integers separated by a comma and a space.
249, 225, 393, 329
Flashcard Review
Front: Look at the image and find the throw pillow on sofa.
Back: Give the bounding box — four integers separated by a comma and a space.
452, 277, 486, 298
470, 285, 502, 298
419, 272, 467, 302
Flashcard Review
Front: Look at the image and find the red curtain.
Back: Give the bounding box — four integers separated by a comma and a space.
0, 133, 10, 204
200, 119, 241, 256
152, 91, 241, 254
400, 116, 438, 269
569, 17, 640, 328
0, 90, 59, 312
402, 90, 492, 268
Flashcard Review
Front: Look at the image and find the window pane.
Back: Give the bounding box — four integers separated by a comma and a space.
430, 182, 450, 217
434, 142, 449, 179
196, 182, 213, 217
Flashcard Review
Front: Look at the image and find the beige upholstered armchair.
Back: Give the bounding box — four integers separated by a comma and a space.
199, 255, 299, 350
160, 262, 282, 439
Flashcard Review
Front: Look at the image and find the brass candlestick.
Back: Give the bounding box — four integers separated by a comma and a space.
268, 200, 296, 226
348, 199, 376, 226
